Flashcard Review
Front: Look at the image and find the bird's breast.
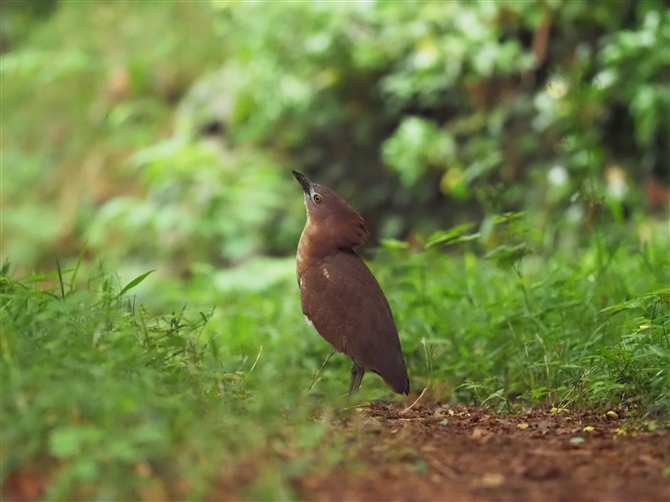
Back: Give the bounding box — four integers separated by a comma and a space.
296, 229, 310, 284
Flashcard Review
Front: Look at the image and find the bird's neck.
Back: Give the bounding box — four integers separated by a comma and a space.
297, 217, 368, 266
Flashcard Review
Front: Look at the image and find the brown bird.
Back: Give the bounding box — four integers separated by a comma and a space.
292, 171, 410, 396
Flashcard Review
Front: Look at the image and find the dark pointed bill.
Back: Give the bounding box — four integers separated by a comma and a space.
292, 170, 312, 194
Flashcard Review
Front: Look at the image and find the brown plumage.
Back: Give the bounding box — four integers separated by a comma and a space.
292, 171, 410, 396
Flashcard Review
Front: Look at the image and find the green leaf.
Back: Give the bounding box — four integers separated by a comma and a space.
492, 212, 526, 224
599, 297, 645, 315
484, 244, 529, 268
116, 270, 155, 298
69, 244, 88, 292
426, 222, 478, 248
56, 257, 65, 299
380, 238, 410, 250
599, 288, 670, 315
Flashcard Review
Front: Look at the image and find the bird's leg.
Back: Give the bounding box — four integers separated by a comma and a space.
348, 361, 365, 396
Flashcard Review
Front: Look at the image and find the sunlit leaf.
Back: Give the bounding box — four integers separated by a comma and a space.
116, 270, 155, 298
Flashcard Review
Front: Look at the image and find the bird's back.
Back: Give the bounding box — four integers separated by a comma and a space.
298, 250, 409, 394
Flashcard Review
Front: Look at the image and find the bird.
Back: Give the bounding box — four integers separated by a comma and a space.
292, 170, 410, 396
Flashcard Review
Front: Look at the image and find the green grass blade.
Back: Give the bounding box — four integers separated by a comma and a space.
56, 257, 65, 299
115, 270, 155, 298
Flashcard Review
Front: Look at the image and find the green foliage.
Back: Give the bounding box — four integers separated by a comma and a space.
87, 140, 299, 269
596, 8, 669, 153
2, 213, 669, 498
197, 0, 669, 238
2, 1, 224, 271
381, 218, 669, 414
1, 262, 353, 499
382, 117, 457, 188
3, 1, 668, 273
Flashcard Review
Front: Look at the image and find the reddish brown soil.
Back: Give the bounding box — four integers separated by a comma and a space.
5, 403, 669, 501
297, 402, 670, 502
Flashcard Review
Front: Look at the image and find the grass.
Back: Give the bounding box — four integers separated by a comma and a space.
1, 217, 669, 499
376, 218, 670, 413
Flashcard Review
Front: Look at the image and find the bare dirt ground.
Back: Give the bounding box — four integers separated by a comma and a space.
297, 402, 670, 502
5, 402, 669, 501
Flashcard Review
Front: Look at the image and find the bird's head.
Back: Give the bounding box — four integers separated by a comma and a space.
292, 170, 369, 252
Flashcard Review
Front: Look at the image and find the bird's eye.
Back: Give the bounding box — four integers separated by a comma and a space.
313, 193, 322, 203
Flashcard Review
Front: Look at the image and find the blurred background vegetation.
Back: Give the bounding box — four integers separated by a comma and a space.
3, 0, 668, 287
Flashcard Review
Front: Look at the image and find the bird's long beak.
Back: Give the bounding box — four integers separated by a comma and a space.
292, 171, 312, 195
